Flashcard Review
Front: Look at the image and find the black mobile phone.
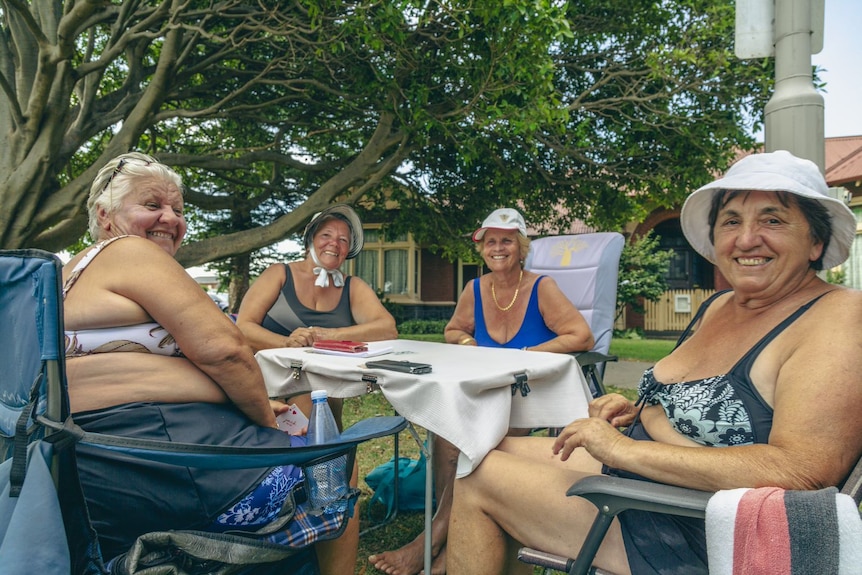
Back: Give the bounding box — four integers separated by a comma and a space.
366, 359, 432, 374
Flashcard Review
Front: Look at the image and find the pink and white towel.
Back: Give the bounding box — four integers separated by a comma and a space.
706, 486, 862, 575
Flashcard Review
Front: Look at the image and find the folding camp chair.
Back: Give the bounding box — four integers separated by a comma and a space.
0, 249, 406, 575
525, 232, 626, 397
517, 446, 862, 575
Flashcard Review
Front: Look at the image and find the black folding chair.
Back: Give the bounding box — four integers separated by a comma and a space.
517, 444, 862, 575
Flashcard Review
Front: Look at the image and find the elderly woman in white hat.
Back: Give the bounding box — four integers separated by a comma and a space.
237, 203, 396, 575
445, 207, 594, 351
370, 207, 593, 575
446, 151, 862, 575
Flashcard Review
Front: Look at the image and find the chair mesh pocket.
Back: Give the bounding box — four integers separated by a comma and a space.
301, 447, 355, 516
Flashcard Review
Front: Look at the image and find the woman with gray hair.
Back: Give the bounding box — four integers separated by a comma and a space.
65, 152, 352, 572
446, 151, 862, 575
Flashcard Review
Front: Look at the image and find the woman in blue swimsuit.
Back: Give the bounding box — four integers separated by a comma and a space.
447, 151, 862, 575
370, 207, 594, 575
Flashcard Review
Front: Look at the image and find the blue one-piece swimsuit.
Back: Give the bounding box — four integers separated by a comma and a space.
472, 276, 556, 348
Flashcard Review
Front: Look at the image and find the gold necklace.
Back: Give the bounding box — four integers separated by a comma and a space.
491, 269, 523, 312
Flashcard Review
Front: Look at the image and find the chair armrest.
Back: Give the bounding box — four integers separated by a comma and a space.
567, 474, 710, 519
340, 415, 408, 443
520, 475, 711, 575
573, 351, 618, 369
571, 351, 618, 398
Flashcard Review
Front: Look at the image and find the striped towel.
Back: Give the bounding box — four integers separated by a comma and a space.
706, 486, 862, 575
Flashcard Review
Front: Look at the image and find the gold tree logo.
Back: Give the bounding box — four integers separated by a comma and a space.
549, 237, 589, 266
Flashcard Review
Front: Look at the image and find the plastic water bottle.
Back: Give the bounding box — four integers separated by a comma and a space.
307, 389, 340, 445
306, 390, 349, 514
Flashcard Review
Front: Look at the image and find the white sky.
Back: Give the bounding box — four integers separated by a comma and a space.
811, 0, 861, 138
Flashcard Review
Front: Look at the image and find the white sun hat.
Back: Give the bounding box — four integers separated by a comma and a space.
680, 150, 856, 269
472, 208, 528, 242
302, 203, 364, 260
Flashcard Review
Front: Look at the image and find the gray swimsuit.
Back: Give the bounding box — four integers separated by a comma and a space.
261, 264, 355, 335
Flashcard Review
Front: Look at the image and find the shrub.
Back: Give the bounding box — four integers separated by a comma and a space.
398, 319, 448, 335
613, 328, 644, 340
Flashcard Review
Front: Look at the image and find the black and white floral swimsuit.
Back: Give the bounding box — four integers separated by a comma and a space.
637, 290, 828, 447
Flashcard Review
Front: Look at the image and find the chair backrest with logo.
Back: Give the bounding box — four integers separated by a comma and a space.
525, 233, 625, 395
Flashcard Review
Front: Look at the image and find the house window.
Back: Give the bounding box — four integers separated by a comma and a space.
354, 251, 379, 291
351, 226, 420, 301
656, 219, 714, 289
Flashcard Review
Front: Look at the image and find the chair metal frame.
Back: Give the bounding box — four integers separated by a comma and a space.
518, 431, 862, 575
0, 249, 406, 574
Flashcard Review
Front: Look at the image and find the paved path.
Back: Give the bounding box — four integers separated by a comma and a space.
601, 359, 653, 390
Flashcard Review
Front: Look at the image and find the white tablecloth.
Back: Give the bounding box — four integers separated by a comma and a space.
255, 340, 592, 476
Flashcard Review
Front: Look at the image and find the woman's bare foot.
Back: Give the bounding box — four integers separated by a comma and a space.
369, 533, 432, 575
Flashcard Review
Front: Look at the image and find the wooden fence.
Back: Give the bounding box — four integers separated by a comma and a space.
642, 289, 716, 332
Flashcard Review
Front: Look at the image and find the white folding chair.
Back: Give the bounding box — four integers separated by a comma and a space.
525, 232, 625, 397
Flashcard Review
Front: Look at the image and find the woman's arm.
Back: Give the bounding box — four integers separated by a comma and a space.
310, 276, 397, 342
531, 276, 594, 353
97, 239, 277, 428
555, 289, 862, 491
235, 264, 303, 351
444, 279, 478, 345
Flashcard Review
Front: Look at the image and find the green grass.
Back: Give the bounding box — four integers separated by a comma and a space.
399, 331, 676, 364
345, 393, 562, 574
398, 333, 445, 343
342, 392, 426, 574
608, 337, 674, 363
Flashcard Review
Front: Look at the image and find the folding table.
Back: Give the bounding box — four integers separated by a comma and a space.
256, 339, 593, 572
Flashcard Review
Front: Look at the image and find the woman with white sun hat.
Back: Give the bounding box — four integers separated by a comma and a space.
446, 151, 862, 575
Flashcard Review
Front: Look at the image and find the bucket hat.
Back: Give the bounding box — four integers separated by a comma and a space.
472, 208, 528, 242
302, 204, 364, 259
680, 150, 856, 269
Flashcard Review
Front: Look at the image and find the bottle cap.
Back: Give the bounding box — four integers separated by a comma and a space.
310, 389, 328, 401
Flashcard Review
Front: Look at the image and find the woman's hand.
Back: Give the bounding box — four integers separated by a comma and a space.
589, 393, 637, 428
552, 417, 629, 465
285, 327, 315, 347
270, 398, 290, 416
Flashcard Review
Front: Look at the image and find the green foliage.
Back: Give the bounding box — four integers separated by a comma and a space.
825, 268, 847, 285
397, 319, 448, 335
616, 232, 672, 319
3, 0, 771, 299
612, 328, 645, 340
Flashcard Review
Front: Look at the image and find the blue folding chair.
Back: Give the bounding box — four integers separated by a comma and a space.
0, 249, 406, 574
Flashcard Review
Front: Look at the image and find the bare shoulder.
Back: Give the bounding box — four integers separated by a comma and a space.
86, 236, 180, 275
812, 287, 862, 325
346, 275, 380, 300
261, 262, 287, 280
533, 272, 562, 292
347, 274, 373, 290
794, 287, 862, 353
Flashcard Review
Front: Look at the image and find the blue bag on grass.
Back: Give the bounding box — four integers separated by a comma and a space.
364, 452, 435, 518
